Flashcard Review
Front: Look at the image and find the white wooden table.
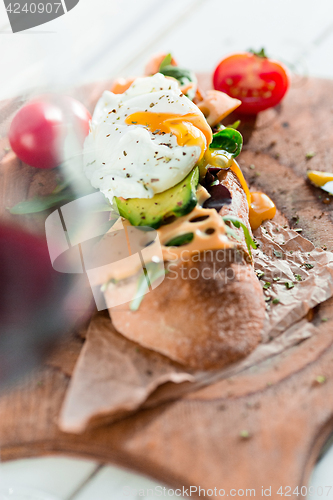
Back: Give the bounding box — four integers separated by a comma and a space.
1, 0, 333, 497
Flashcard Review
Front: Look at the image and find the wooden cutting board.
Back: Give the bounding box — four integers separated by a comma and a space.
1, 75, 333, 499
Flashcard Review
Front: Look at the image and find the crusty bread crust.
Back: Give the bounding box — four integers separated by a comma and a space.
106, 170, 265, 370
108, 252, 265, 370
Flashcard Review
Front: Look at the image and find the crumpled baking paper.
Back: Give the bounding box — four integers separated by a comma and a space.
59, 314, 194, 433
59, 222, 333, 433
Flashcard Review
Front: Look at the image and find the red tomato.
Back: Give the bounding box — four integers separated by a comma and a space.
213, 52, 290, 115
9, 96, 91, 169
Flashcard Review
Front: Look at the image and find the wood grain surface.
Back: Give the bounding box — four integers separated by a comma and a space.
1, 75, 333, 499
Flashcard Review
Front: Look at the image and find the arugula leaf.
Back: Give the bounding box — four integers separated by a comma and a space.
226, 120, 241, 130
8, 192, 75, 214
159, 53, 172, 71
159, 65, 197, 100
224, 225, 241, 241
209, 128, 243, 157
130, 263, 167, 311
222, 215, 257, 257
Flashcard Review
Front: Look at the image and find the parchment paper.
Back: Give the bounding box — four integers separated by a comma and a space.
59, 222, 333, 433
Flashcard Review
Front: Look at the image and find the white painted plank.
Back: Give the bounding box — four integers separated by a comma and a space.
302, 31, 333, 78
1, 0, 333, 100
0, 0, 198, 100
308, 445, 333, 499
0, 457, 98, 499
70, 464, 186, 500
123, 0, 333, 78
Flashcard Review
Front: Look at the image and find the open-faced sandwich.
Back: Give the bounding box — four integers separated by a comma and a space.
83, 55, 277, 370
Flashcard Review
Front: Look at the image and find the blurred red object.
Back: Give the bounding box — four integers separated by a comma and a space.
0, 222, 92, 384
9, 96, 91, 169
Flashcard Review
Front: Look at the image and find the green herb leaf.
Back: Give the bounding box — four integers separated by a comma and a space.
159, 53, 172, 71
240, 429, 251, 439
273, 249, 283, 258
222, 215, 256, 257
9, 192, 75, 214
52, 179, 70, 194
305, 151, 316, 160
227, 120, 241, 130
272, 298, 280, 304
165, 232, 194, 247
285, 281, 294, 290
130, 263, 167, 311
159, 65, 197, 100
249, 47, 267, 58
100, 278, 117, 293
224, 225, 241, 241
209, 128, 243, 158
256, 270, 265, 279
263, 282, 271, 290
303, 263, 314, 270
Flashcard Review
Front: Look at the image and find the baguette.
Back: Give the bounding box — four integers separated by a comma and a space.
84, 70, 267, 370
107, 170, 265, 370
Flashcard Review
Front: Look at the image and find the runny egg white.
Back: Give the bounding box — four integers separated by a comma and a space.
83, 73, 212, 201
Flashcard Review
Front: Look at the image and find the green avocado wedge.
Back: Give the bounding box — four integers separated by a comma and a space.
114, 166, 199, 229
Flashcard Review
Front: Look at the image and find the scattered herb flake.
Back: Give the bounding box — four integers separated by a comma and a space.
227, 120, 241, 130
285, 281, 294, 289
263, 282, 271, 290
272, 298, 280, 304
273, 249, 283, 258
305, 151, 316, 160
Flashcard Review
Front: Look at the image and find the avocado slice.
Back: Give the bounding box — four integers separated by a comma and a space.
115, 167, 199, 229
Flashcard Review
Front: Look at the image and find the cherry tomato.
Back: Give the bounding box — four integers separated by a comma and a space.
213, 51, 290, 115
9, 96, 91, 169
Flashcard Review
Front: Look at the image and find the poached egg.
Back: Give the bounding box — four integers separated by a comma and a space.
83, 73, 211, 201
